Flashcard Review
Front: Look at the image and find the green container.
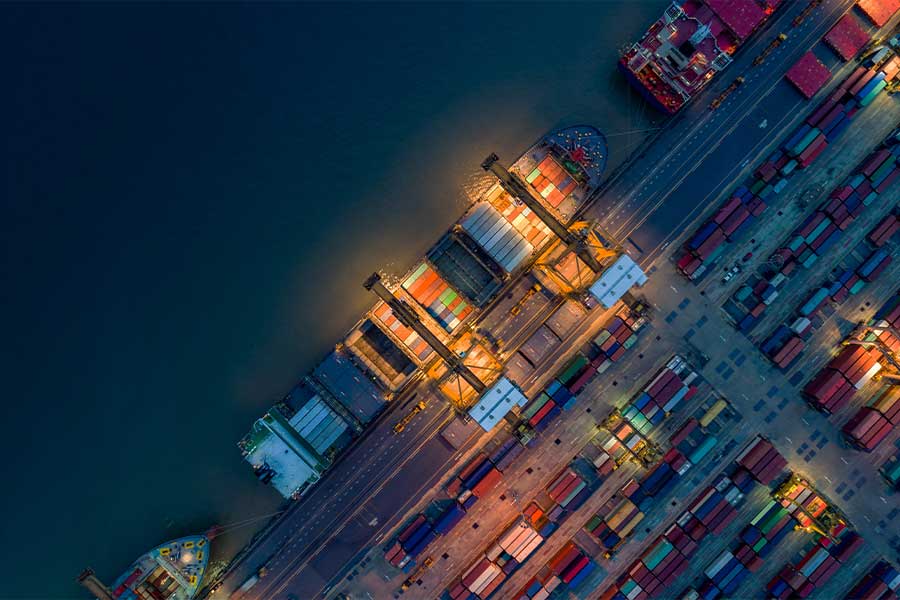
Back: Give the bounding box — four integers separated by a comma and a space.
760, 507, 788, 534
753, 537, 768, 553
623, 334, 638, 350
751, 179, 766, 195
586, 515, 603, 532
883, 459, 900, 486
850, 280, 866, 294
792, 128, 821, 155
594, 330, 612, 346
526, 168, 540, 183
523, 393, 551, 419
559, 355, 589, 385
736, 286, 753, 302
788, 236, 806, 252
872, 158, 896, 186
751, 500, 777, 526
849, 174, 865, 189
863, 191, 879, 206
781, 159, 798, 176
621, 580, 637, 596
860, 80, 888, 106
629, 412, 649, 431
644, 540, 674, 570
805, 219, 831, 244
803, 253, 819, 268
704, 242, 727, 265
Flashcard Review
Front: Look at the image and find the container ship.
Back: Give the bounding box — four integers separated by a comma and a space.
239, 125, 621, 501
78, 535, 210, 600
619, 0, 781, 114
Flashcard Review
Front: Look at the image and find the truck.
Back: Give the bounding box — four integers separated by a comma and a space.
230, 567, 268, 599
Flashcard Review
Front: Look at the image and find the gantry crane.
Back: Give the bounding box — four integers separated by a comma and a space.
844, 322, 900, 384
481, 153, 617, 275
364, 273, 486, 394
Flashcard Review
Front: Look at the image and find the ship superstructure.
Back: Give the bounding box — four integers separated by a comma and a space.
620, 0, 781, 114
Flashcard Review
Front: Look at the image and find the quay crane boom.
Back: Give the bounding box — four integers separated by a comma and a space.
481, 153, 604, 273
364, 272, 486, 393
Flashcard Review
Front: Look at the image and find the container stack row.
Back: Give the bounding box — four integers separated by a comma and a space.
585, 491, 645, 553
448, 519, 548, 600
678, 53, 899, 283
870, 291, 900, 353
384, 515, 435, 569
735, 436, 788, 485
620, 355, 699, 436
600, 469, 753, 600
842, 387, 900, 451
738, 499, 797, 565
513, 541, 596, 599
803, 345, 882, 413
869, 213, 900, 247
779, 478, 829, 529
766, 524, 863, 599
526, 154, 578, 209
460, 201, 534, 274
546, 468, 591, 517
845, 560, 900, 599
401, 262, 474, 333
591, 310, 643, 370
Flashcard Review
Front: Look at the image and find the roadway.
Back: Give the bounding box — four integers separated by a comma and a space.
203, 1, 897, 598
586, 0, 865, 262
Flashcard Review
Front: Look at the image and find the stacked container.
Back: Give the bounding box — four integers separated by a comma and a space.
460, 202, 534, 273
585, 487, 645, 552
401, 262, 473, 332
803, 345, 882, 413
868, 214, 900, 247
526, 154, 578, 208
679, 54, 900, 284
842, 387, 900, 451
735, 499, 797, 565
845, 560, 900, 599
620, 355, 699, 436
779, 479, 829, 528
766, 526, 863, 599
735, 436, 788, 485
858, 248, 893, 282
590, 307, 646, 371
547, 469, 588, 512
384, 515, 436, 569
599, 535, 694, 600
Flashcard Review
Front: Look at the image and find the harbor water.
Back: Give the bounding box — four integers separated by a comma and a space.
1, 2, 666, 597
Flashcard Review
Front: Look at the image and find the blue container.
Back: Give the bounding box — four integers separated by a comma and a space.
602, 532, 621, 548
634, 392, 652, 410
568, 560, 596, 589
650, 410, 666, 425
845, 193, 861, 211
539, 521, 558, 537
730, 214, 755, 240
546, 379, 562, 397
401, 522, 433, 552
462, 459, 494, 489
690, 222, 718, 250
462, 494, 478, 510
838, 269, 854, 284
822, 111, 846, 136
816, 228, 843, 256
784, 124, 812, 151
741, 526, 762, 545
434, 503, 466, 535
859, 249, 888, 278
826, 116, 852, 142
407, 529, 437, 557
856, 72, 887, 100
735, 185, 750, 198
739, 314, 757, 332
526, 581, 543, 596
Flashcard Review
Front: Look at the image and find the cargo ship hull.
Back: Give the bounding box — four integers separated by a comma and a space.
239, 125, 609, 501
620, 0, 781, 114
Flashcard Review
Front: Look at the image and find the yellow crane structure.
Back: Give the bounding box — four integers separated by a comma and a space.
480, 153, 619, 294
843, 323, 900, 384
364, 272, 486, 394
393, 400, 427, 434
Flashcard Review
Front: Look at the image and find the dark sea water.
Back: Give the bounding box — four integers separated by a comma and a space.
1, 2, 666, 597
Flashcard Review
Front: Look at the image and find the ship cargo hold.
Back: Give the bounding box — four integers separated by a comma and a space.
108, 535, 210, 600
238, 126, 615, 500
620, 0, 781, 114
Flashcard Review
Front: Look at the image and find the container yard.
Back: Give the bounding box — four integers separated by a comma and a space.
197, 4, 900, 600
